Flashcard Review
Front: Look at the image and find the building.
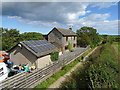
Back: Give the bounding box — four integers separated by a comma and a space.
44, 27, 77, 53
7, 40, 58, 69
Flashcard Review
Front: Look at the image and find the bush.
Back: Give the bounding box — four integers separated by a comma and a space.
50, 52, 59, 62
68, 41, 73, 52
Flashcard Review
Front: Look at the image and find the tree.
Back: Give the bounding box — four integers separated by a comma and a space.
77, 34, 90, 47
50, 52, 59, 62
1, 28, 20, 50
77, 27, 100, 48
19, 32, 43, 41
1, 28, 43, 51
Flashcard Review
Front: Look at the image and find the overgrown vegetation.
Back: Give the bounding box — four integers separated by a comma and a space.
1, 28, 43, 50
35, 48, 93, 89
50, 52, 59, 61
113, 42, 120, 53
68, 41, 73, 52
60, 43, 120, 89
77, 27, 102, 48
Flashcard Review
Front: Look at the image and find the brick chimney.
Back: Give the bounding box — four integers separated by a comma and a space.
69, 25, 72, 30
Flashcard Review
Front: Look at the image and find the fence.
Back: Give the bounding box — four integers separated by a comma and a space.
0, 46, 90, 89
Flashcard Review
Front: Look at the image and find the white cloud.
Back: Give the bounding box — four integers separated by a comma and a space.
4, 2, 90, 27
8, 16, 22, 19
85, 13, 110, 21
3, 2, 118, 34
75, 13, 118, 35
90, 2, 118, 9
67, 10, 91, 23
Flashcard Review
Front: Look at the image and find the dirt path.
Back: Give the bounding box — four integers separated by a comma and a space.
48, 47, 98, 88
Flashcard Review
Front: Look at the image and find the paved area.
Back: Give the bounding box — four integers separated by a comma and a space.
48, 47, 98, 88
59, 47, 87, 60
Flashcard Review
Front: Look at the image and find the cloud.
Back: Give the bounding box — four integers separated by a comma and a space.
90, 2, 118, 9
79, 13, 110, 22
2, 0, 120, 2
3, 2, 90, 26
1, 0, 46, 2
2, 2, 118, 34
75, 13, 118, 35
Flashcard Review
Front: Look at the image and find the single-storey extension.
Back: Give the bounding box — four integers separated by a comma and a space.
7, 40, 58, 69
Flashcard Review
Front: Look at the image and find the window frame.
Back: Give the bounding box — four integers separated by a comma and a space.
66, 36, 68, 41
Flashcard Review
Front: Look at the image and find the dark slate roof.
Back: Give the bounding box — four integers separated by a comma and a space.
56, 28, 76, 35
56, 28, 76, 36
8, 40, 58, 58
48, 27, 77, 36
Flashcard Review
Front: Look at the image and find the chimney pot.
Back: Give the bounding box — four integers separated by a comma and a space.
69, 25, 72, 30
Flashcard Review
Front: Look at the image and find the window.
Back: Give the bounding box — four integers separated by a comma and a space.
65, 45, 68, 50
73, 44, 76, 47
74, 36, 75, 40
66, 37, 68, 41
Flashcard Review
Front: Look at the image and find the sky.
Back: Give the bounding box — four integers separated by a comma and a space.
1, 1, 119, 35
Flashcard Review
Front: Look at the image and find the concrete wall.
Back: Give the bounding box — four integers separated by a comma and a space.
48, 28, 63, 46
9, 45, 37, 67
37, 55, 52, 69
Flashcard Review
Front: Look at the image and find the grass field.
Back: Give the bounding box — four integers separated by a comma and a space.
34, 48, 93, 89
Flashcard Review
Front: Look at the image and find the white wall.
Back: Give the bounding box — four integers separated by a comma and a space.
37, 55, 52, 69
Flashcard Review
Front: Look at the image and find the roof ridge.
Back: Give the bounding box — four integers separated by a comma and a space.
56, 27, 70, 30
20, 42, 38, 56
21, 39, 46, 42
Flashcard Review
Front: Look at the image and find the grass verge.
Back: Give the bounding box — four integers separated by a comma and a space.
34, 48, 93, 89
113, 42, 120, 53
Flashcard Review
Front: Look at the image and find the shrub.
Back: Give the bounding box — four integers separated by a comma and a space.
50, 52, 59, 62
68, 41, 73, 52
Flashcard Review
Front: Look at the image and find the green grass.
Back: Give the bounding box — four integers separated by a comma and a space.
113, 42, 120, 53
34, 48, 94, 89
112, 42, 120, 71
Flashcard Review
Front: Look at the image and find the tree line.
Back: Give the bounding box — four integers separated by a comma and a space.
77, 26, 119, 48
1, 27, 119, 51
1, 28, 43, 50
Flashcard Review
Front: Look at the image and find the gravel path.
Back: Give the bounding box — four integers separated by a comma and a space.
48, 47, 98, 88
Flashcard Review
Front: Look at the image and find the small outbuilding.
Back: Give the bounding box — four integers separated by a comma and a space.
7, 40, 58, 69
